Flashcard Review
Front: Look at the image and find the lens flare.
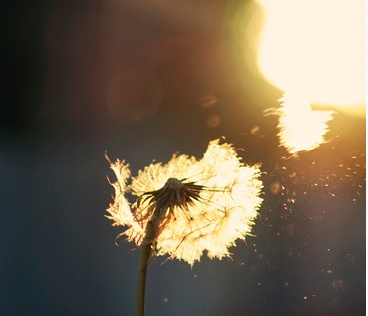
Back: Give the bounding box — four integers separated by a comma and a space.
253, 0, 364, 153
275, 92, 334, 155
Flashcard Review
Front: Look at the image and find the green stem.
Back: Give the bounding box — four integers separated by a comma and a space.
136, 204, 166, 316
137, 243, 151, 316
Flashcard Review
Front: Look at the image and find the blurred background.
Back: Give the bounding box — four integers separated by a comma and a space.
1, 0, 365, 315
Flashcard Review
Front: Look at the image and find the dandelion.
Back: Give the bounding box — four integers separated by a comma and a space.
106, 139, 263, 315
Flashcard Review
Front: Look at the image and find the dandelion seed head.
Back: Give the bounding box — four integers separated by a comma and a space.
106, 160, 134, 227
166, 178, 183, 189
106, 139, 263, 265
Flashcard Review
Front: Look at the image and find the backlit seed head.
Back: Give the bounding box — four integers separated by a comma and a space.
106, 139, 263, 265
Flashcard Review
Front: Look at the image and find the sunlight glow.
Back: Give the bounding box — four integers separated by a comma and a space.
255, 0, 365, 153
275, 92, 334, 155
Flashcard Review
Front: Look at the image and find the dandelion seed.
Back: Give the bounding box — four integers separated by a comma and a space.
106, 139, 263, 265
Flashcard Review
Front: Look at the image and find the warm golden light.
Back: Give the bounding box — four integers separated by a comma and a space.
254, 0, 365, 153
274, 92, 334, 155
257, 0, 365, 108
106, 139, 263, 266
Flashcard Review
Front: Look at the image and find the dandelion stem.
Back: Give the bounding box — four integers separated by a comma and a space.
137, 243, 151, 316
137, 205, 162, 316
